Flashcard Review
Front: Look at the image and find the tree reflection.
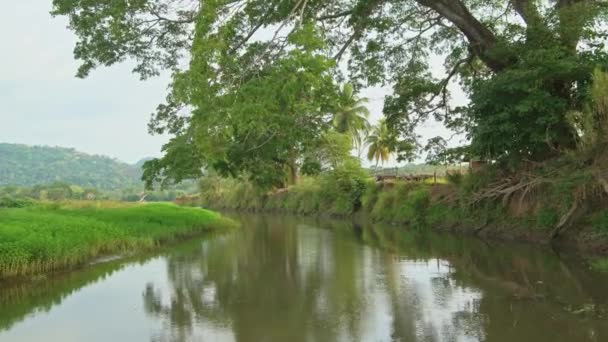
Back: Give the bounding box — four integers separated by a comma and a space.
142, 215, 608, 342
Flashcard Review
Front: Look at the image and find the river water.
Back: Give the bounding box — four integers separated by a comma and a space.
1, 214, 607, 342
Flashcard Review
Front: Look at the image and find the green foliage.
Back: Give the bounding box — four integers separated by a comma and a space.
300, 158, 322, 176
199, 161, 369, 216
446, 172, 464, 186
590, 258, 608, 272
332, 83, 370, 154
536, 208, 559, 230
369, 183, 430, 227
591, 211, 608, 235
469, 48, 600, 162
199, 177, 265, 211
318, 160, 369, 215
0, 144, 142, 190
143, 23, 340, 189
283, 177, 322, 215
0, 203, 234, 278
0, 197, 34, 209
54, 0, 608, 174
366, 119, 397, 166
427, 204, 462, 227
361, 180, 382, 212
568, 68, 608, 154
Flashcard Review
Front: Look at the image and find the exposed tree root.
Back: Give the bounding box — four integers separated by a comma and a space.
594, 171, 608, 197
551, 199, 579, 241
471, 173, 546, 206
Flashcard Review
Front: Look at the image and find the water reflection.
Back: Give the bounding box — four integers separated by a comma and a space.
138, 214, 608, 342
1, 214, 607, 342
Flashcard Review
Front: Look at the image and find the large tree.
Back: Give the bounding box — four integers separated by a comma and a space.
52, 0, 608, 182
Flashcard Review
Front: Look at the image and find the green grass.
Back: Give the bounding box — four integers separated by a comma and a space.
0, 201, 234, 279
590, 258, 608, 272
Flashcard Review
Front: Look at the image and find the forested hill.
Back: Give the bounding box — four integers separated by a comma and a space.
0, 143, 142, 190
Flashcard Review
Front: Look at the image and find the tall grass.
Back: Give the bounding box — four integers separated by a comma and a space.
0, 202, 234, 278
200, 161, 368, 216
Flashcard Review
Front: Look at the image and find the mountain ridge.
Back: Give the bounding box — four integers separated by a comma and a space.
0, 143, 149, 190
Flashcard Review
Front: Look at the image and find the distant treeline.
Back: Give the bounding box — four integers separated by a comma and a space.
0, 181, 199, 207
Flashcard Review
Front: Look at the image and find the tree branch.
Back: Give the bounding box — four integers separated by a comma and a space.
415, 0, 508, 72
334, 33, 356, 61
511, 0, 539, 24
229, 20, 266, 55
317, 9, 353, 21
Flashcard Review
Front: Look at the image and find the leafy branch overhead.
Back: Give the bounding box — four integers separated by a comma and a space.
53, 0, 608, 186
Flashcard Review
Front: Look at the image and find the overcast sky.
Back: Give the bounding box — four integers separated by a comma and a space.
1, 0, 170, 164
1, 0, 462, 166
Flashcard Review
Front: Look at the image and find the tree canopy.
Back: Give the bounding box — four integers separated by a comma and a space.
52, 0, 608, 186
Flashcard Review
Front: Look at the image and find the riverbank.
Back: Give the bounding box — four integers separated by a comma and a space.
0, 201, 235, 279
197, 174, 608, 265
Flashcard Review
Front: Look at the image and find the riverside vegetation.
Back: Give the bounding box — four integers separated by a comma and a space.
0, 201, 234, 279
198, 161, 608, 266
48, 2, 608, 266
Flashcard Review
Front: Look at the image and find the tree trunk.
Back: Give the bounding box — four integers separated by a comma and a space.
288, 156, 298, 186
415, 0, 509, 72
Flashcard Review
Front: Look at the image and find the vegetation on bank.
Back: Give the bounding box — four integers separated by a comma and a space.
0, 202, 234, 279
198, 159, 608, 253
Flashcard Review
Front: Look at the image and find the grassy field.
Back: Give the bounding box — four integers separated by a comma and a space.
0, 201, 234, 279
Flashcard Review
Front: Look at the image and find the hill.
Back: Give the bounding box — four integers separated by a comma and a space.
0, 143, 142, 190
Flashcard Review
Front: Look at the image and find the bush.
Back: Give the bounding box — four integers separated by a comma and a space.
369, 183, 431, 227
318, 160, 369, 216
199, 176, 265, 211
592, 210, 608, 234
591, 258, 608, 272
446, 171, 464, 186
427, 204, 462, 226
0, 196, 35, 208
286, 177, 322, 214
536, 208, 559, 230
361, 180, 381, 213
371, 187, 397, 220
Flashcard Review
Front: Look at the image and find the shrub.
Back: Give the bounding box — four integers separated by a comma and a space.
592, 210, 608, 234
446, 171, 464, 186
536, 208, 559, 230
591, 258, 608, 273
361, 180, 381, 213
371, 187, 397, 221
400, 187, 431, 227
287, 177, 322, 214
0, 196, 35, 208
427, 204, 462, 226
318, 160, 369, 216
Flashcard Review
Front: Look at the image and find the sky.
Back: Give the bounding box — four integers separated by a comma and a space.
0, 0, 464, 166
0, 0, 170, 164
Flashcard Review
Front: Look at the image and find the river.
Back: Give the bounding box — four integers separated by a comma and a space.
1, 213, 607, 341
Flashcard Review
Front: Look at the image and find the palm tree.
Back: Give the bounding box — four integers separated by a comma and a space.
366, 120, 394, 168
332, 83, 370, 156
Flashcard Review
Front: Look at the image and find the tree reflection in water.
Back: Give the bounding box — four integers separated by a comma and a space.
142, 215, 489, 342
1, 215, 607, 341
